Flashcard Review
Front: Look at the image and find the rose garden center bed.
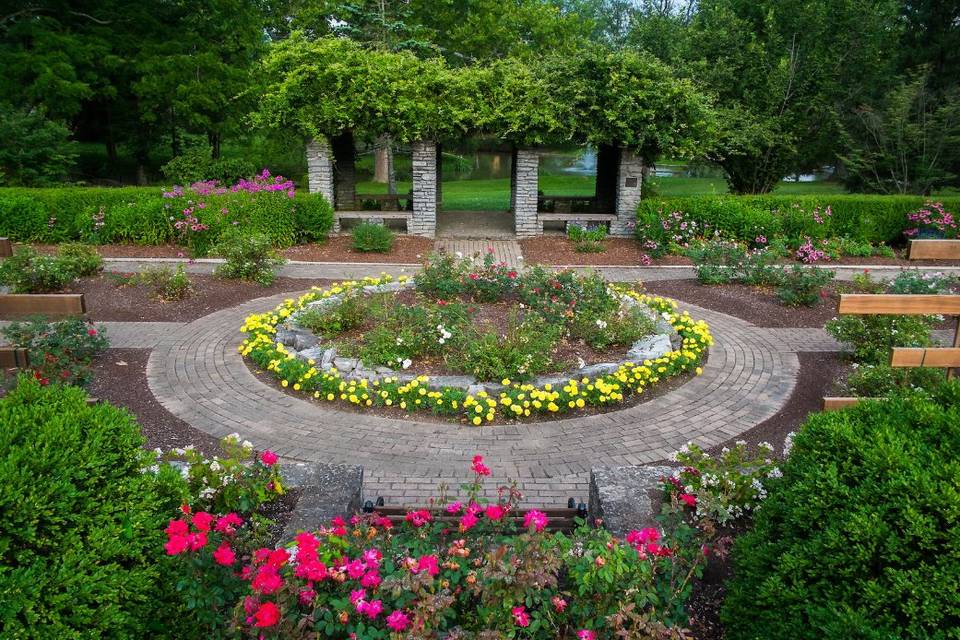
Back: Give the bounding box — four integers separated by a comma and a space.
240, 254, 712, 424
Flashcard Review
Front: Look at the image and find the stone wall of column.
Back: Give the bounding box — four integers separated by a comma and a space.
410, 140, 437, 237
612, 148, 643, 236
306, 137, 337, 232
513, 148, 540, 238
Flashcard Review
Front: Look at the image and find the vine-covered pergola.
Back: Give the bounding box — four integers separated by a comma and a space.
256, 35, 713, 238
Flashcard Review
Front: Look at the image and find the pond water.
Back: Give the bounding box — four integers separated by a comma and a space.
439, 149, 598, 180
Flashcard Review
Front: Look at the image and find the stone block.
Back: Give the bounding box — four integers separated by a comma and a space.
626, 334, 672, 363
332, 357, 358, 372
575, 362, 621, 378
281, 463, 364, 540
589, 465, 672, 536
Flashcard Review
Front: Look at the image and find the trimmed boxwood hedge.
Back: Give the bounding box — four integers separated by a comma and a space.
721, 383, 960, 640
637, 195, 960, 245
0, 378, 189, 638
0, 186, 333, 246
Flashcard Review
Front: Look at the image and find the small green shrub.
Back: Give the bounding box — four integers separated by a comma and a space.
569, 304, 657, 349
135, 264, 192, 300
462, 317, 560, 382
414, 252, 470, 298
55, 243, 103, 276
1, 317, 109, 386
889, 269, 958, 294
160, 147, 256, 185
292, 193, 334, 242
826, 314, 935, 365
295, 291, 370, 339
0, 247, 77, 293
844, 363, 947, 397
351, 222, 394, 253
567, 223, 607, 253
776, 265, 835, 306
212, 230, 285, 286
0, 378, 189, 638
722, 384, 960, 640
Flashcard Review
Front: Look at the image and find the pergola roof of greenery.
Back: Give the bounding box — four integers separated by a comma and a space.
255, 34, 715, 158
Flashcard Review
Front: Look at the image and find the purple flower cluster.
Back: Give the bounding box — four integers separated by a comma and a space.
904, 202, 957, 238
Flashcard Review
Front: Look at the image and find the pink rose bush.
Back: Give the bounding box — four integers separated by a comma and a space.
164, 454, 714, 638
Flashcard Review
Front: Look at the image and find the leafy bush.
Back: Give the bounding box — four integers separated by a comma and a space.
638, 195, 960, 245
291, 192, 334, 242
413, 252, 470, 298
0, 104, 77, 186
1, 317, 109, 386
295, 291, 370, 339
0, 378, 188, 638
213, 230, 286, 286
776, 265, 835, 306
0, 247, 77, 293
55, 243, 103, 276
722, 384, 960, 639
462, 317, 560, 382
351, 222, 394, 253
889, 269, 958, 294
844, 363, 947, 397
567, 222, 607, 252
160, 147, 256, 185
131, 264, 193, 300
825, 314, 935, 365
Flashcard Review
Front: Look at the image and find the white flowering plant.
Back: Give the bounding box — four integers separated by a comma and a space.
666, 441, 781, 524
159, 434, 283, 516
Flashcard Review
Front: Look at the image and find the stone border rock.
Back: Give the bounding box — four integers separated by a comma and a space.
274, 280, 681, 395
588, 465, 673, 536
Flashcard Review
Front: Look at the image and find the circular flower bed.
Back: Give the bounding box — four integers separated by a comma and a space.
240, 256, 712, 424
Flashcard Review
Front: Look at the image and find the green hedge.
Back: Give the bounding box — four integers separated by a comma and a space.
0, 187, 333, 246
0, 378, 189, 638
722, 383, 960, 639
637, 195, 960, 245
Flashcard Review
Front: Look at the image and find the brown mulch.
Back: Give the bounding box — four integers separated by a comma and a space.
642, 279, 841, 328
54, 274, 330, 322
87, 348, 222, 456
520, 237, 694, 266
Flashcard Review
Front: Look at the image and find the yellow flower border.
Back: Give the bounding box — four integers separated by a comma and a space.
239, 274, 713, 425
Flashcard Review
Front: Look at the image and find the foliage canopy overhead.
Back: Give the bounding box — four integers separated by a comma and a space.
254, 34, 714, 157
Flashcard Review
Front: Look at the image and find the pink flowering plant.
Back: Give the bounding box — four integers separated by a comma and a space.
160, 434, 284, 517
165, 456, 713, 638
635, 208, 711, 256
666, 441, 781, 524
903, 201, 958, 239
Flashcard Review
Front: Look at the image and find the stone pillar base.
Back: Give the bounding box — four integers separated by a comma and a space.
513, 148, 540, 238
612, 148, 643, 237
410, 140, 437, 238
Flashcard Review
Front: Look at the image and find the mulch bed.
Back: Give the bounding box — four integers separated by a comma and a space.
87, 348, 222, 456
520, 237, 694, 266
642, 279, 842, 328
54, 274, 329, 322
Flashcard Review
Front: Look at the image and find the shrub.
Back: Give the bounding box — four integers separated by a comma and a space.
0, 378, 188, 638
567, 222, 607, 252
825, 314, 935, 365
776, 265, 835, 306
889, 269, 958, 294
351, 222, 394, 253
462, 316, 560, 382
722, 384, 960, 639
291, 193, 334, 242
844, 363, 947, 397
135, 264, 193, 300
0, 247, 77, 293
161, 147, 256, 185
637, 195, 960, 245
55, 243, 103, 276
1, 317, 109, 386
212, 229, 286, 286
414, 252, 470, 298
903, 201, 958, 239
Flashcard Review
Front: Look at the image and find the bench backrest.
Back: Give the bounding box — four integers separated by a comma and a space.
908, 239, 960, 260
0, 293, 87, 318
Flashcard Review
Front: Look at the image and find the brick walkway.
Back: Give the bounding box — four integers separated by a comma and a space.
139, 287, 841, 507
434, 240, 524, 268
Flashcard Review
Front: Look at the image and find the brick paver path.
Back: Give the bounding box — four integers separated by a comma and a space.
143, 289, 840, 507
434, 240, 524, 268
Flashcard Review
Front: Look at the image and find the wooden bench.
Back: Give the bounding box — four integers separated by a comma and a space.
537, 195, 597, 214
908, 239, 960, 260
0, 348, 29, 368
332, 210, 412, 233
823, 293, 960, 410
0, 293, 87, 318
0, 238, 12, 258
537, 212, 617, 235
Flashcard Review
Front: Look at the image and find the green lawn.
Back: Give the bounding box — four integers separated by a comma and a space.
357, 175, 849, 211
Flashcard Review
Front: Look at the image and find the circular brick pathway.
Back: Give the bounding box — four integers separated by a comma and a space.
145, 290, 839, 506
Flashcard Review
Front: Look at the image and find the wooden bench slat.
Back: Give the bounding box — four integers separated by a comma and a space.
891, 347, 960, 368
538, 213, 616, 221
839, 294, 960, 315
335, 211, 411, 220
822, 397, 886, 411
0, 347, 29, 368
908, 239, 960, 260
0, 294, 86, 318
0, 238, 12, 258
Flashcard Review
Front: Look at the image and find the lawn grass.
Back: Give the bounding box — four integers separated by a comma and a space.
357, 175, 849, 210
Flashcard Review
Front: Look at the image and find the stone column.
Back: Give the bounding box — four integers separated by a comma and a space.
306, 137, 336, 231
435, 143, 443, 208
513, 148, 540, 237
410, 140, 437, 237
612, 148, 643, 236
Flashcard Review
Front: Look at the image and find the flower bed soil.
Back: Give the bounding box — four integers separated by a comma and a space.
520, 237, 694, 266
51, 274, 329, 322
641, 279, 842, 328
